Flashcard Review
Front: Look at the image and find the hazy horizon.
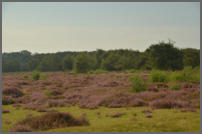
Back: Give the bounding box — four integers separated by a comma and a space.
3, 2, 200, 53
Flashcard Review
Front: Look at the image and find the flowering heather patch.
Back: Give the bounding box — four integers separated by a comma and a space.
10, 125, 32, 132
14, 111, 89, 131
48, 99, 67, 107
2, 96, 15, 105
2, 72, 200, 111
3, 87, 24, 98
149, 99, 189, 109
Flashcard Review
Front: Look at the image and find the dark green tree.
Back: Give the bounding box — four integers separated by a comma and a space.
182, 48, 200, 68
146, 41, 183, 70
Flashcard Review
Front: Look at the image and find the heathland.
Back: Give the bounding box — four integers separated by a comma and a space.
2, 41, 200, 132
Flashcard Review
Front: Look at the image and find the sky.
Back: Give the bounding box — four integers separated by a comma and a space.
2, 2, 200, 53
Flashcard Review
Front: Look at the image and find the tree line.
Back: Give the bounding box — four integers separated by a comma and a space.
2, 41, 200, 73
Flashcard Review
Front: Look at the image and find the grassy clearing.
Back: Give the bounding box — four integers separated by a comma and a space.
2, 105, 42, 132
2, 105, 200, 132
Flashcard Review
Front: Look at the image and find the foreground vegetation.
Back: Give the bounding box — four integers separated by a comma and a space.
2, 105, 200, 132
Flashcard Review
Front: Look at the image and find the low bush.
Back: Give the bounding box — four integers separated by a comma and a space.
130, 75, 147, 92
23, 75, 29, 79
48, 100, 66, 107
32, 71, 40, 80
110, 112, 125, 118
150, 70, 169, 83
124, 69, 136, 73
149, 99, 189, 109
2, 96, 15, 105
40, 74, 49, 80
170, 66, 200, 82
11, 125, 32, 132
88, 69, 108, 74
2, 109, 10, 113
16, 111, 89, 130
170, 82, 181, 91
45, 91, 51, 97
3, 87, 24, 98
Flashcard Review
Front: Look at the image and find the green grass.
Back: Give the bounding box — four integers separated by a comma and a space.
2, 105, 42, 132
2, 105, 200, 132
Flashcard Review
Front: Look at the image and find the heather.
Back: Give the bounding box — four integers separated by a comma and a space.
2, 70, 200, 132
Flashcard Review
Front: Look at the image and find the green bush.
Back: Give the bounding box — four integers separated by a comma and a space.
170, 66, 200, 82
32, 71, 40, 80
170, 82, 181, 91
88, 69, 108, 74
40, 74, 49, 80
130, 75, 147, 92
124, 69, 136, 73
45, 90, 51, 97
23, 75, 29, 79
150, 70, 169, 83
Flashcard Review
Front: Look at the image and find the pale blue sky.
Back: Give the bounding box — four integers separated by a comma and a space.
2, 2, 200, 53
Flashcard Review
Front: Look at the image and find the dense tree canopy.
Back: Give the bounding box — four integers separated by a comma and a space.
2, 42, 200, 72
146, 42, 184, 70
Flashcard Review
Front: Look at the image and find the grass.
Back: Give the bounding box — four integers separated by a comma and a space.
2, 105, 42, 132
2, 105, 200, 132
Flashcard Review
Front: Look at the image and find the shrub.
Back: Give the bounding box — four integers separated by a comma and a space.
73, 72, 78, 78
16, 111, 89, 130
110, 112, 125, 118
149, 99, 189, 109
42, 81, 51, 86
150, 70, 169, 83
45, 91, 51, 97
2, 96, 15, 105
2, 109, 10, 113
170, 66, 200, 82
170, 82, 181, 91
40, 74, 49, 80
11, 125, 32, 132
32, 71, 40, 80
3, 87, 24, 98
124, 69, 137, 73
88, 69, 108, 74
130, 75, 147, 92
23, 75, 29, 79
48, 100, 65, 107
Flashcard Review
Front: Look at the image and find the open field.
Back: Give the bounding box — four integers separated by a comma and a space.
2, 71, 200, 132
